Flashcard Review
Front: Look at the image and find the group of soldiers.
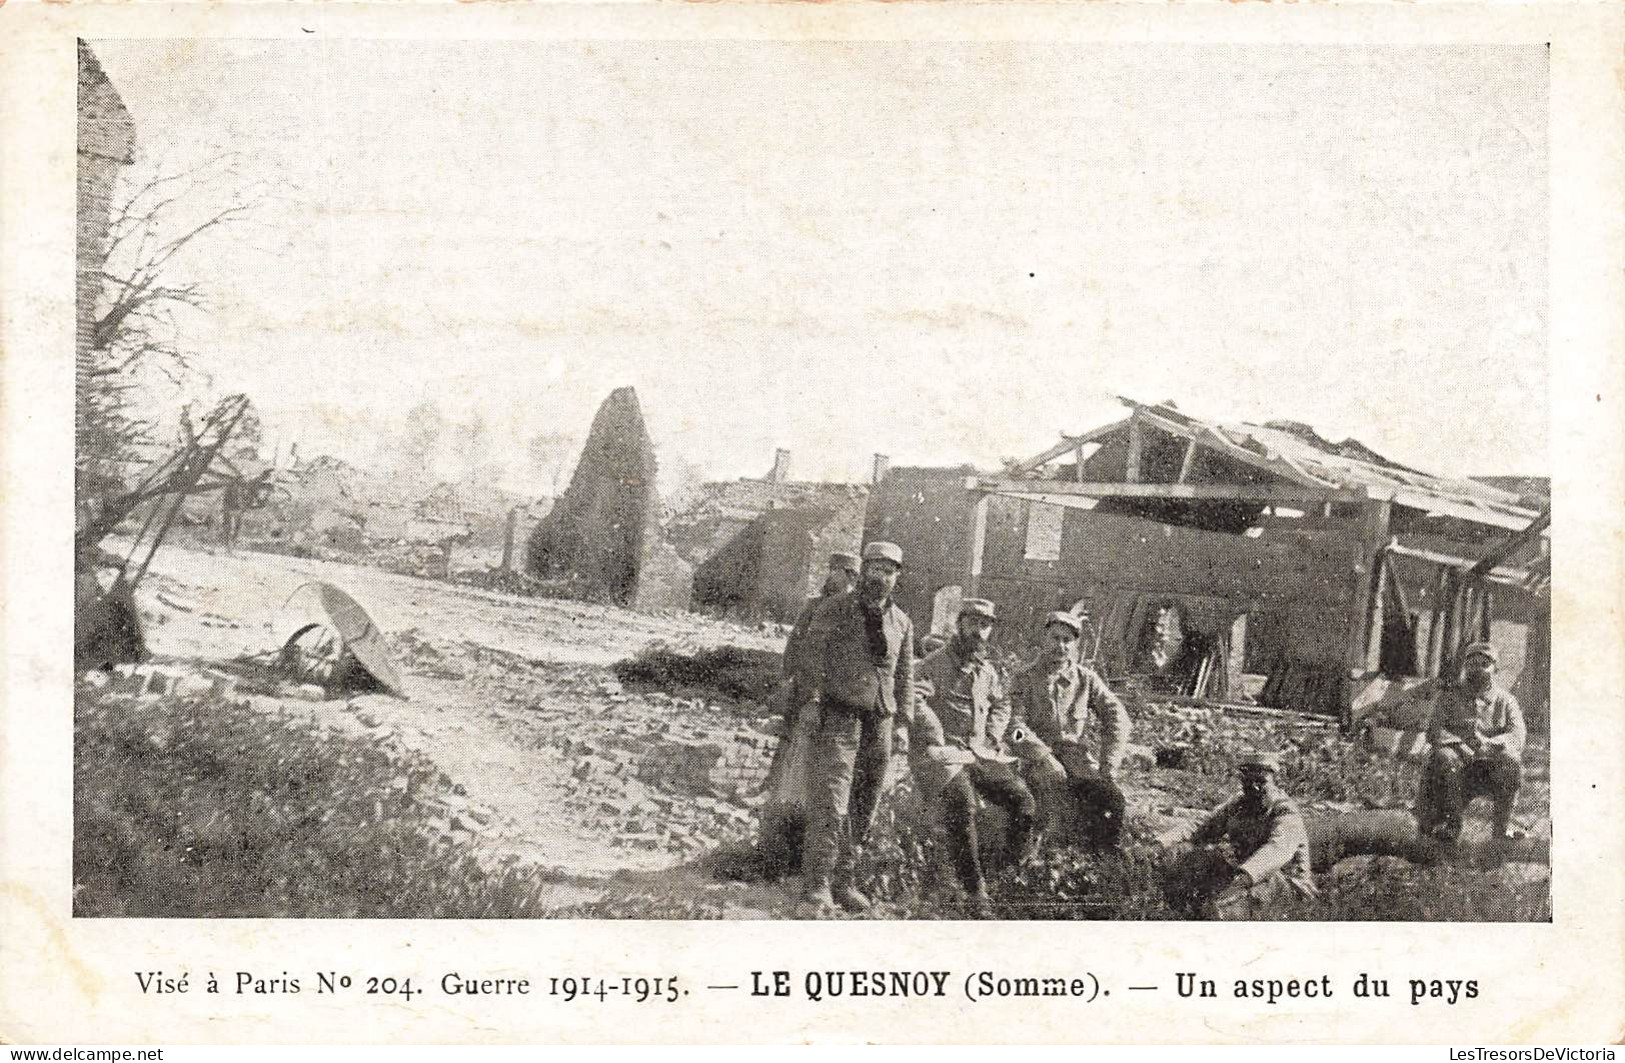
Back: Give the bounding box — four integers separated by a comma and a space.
765, 544, 1529, 920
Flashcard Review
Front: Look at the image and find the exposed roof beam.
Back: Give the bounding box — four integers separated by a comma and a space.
1468, 508, 1551, 576
1123, 403, 1337, 489
1008, 417, 1132, 475
1388, 490, 1540, 532
1384, 542, 1536, 587
970, 477, 1366, 503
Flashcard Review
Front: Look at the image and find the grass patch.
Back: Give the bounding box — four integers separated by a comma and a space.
613, 643, 784, 705
74, 687, 573, 918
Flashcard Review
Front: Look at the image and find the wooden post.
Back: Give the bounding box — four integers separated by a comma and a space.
1438, 569, 1461, 682
963, 491, 990, 598
1073, 443, 1085, 483
1125, 415, 1144, 483
1363, 547, 1390, 671
1346, 500, 1392, 680
1427, 563, 1450, 676
1176, 439, 1198, 483
500, 506, 519, 572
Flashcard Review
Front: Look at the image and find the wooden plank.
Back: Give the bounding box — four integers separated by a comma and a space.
1385, 542, 1535, 586
1176, 439, 1198, 483
1008, 418, 1132, 474
972, 478, 1360, 503
1468, 509, 1551, 577
1124, 415, 1144, 483
1363, 547, 1390, 671
1130, 406, 1337, 489
963, 492, 990, 598
1389, 488, 1539, 531
1347, 500, 1392, 678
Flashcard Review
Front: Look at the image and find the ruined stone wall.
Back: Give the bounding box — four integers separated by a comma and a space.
76, 42, 136, 458
528, 388, 691, 608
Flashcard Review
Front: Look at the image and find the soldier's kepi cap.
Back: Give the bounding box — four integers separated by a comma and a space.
828, 551, 861, 573
1043, 610, 1083, 635
1462, 641, 1500, 664
862, 541, 904, 567
1237, 751, 1281, 773
958, 598, 998, 622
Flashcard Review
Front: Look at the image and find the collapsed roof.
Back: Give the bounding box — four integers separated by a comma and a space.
1001, 397, 1540, 533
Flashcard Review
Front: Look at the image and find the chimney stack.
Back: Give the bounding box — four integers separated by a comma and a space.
871, 453, 891, 485
769, 448, 792, 483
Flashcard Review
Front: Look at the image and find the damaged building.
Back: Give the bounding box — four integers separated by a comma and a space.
865, 398, 1548, 725
672, 449, 869, 622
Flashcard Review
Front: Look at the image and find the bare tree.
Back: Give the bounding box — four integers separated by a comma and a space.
74, 153, 271, 667
526, 430, 577, 498
78, 153, 269, 500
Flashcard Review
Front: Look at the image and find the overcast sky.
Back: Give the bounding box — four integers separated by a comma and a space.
92, 40, 1549, 489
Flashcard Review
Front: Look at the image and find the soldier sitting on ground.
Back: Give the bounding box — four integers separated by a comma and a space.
1160, 751, 1316, 920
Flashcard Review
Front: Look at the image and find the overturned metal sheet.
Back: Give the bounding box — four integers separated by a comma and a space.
280, 581, 407, 698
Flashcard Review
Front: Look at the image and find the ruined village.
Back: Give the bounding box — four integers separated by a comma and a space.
71, 42, 1552, 921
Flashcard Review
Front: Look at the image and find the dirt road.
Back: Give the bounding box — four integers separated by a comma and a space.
127, 543, 794, 912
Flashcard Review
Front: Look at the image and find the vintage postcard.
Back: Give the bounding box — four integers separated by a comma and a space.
2, 0, 1622, 1045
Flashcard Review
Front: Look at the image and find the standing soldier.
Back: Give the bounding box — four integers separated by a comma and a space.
1161, 752, 1316, 919
916, 598, 1039, 916
1417, 641, 1527, 844
784, 552, 862, 700
797, 542, 916, 915
1008, 610, 1133, 851
756, 551, 863, 875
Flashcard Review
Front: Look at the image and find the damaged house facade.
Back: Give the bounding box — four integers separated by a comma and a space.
865, 398, 1548, 725
672, 449, 868, 622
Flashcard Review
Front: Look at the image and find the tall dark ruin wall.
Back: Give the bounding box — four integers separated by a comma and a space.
526, 387, 691, 610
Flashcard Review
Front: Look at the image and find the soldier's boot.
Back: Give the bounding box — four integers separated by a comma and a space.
832, 847, 871, 914
800, 878, 836, 916
966, 887, 996, 920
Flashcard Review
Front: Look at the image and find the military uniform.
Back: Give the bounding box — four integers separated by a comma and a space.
916, 600, 1037, 904
1009, 629, 1132, 849
1166, 753, 1315, 920
1418, 643, 1527, 842
798, 543, 915, 911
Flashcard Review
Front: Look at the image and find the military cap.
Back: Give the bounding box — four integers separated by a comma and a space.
862, 541, 904, 566
1237, 751, 1281, 773
958, 598, 998, 622
828, 551, 861, 574
1461, 641, 1500, 664
1043, 610, 1084, 635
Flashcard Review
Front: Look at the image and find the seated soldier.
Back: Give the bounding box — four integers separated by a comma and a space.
1416, 641, 1527, 844
915, 599, 1038, 917
1008, 611, 1132, 851
1160, 752, 1316, 920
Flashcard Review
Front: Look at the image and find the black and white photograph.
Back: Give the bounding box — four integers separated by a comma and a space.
68, 36, 1558, 925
